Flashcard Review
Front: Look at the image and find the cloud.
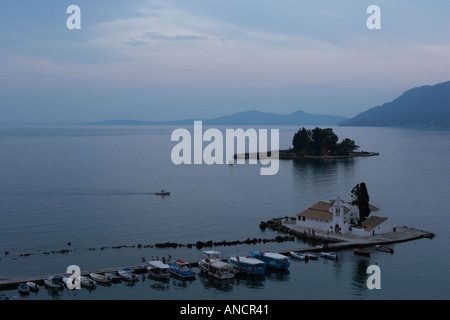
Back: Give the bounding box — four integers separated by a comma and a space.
142, 32, 207, 41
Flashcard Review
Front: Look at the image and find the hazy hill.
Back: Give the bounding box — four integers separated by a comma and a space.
339, 81, 450, 127
90, 110, 347, 126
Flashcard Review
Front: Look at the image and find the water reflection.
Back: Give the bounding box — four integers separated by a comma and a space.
265, 269, 290, 282
198, 273, 235, 292
351, 256, 371, 296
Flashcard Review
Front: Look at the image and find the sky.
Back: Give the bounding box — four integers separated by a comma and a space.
0, 0, 449, 123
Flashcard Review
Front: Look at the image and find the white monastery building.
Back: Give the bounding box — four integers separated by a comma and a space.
296, 197, 396, 236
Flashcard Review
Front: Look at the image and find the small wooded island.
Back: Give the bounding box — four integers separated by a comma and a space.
234, 127, 379, 160
279, 127, 379, 159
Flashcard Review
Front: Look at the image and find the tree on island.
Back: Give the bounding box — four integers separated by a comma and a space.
351, 182, 371, 227
292, 127, 359, 156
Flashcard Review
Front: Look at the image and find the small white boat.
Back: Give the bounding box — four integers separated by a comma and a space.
321, 252, 338, 260
118, 269, 139, 281
147, 261, 170, 280
26, 281, 39, 291
89, 273, 111, 283
80, 276, 96, 289
198, 251, 235, 280
44, 276, 64, 289
290, 251, 305, 260
18, 283, 30, 294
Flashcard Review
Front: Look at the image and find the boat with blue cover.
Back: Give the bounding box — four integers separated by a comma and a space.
169, 259, 196, 280
249, 251, 290, 270
227, 256, 266, 276
320, 252, 338, 260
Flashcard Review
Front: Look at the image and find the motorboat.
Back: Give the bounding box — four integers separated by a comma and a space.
289, 251, 305, 260
118, 269, 139, 281
62, 277, 77, 289
249, 251, 290, 270
80, 276, 97, 289
26, 281, 39, 291
155, 190, 170, 196
198, 251, 235, 280
104, 272, 122, 283
227, 256, 265, 276
304, 252, 319, 260
354, 248, 370, 256
89, 273, 111, 284
18, 283, 30, 294
320, 252, 338, 260
44, 276, 64, 289
147, 261, 170, 280
169, 259, 196, 280
376, 245, 394, 253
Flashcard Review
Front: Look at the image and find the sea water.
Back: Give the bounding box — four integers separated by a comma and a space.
0, 125, 449, 300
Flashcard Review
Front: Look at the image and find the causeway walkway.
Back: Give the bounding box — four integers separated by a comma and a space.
0, 225, 433, 290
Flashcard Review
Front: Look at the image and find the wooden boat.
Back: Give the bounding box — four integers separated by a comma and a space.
155, 190, 170, 196
321, 252, 338, 260
89, 273, 111, 283
147, 261, 170, 280
289, 251, 305, 260
249, 251, 290, 270
18, 283, 30, 294
169, 259, 196, 280
354, 249, 370, 256
104, 272, 122, 283
198, 251, 235, 280
304, 252, 318, 260
118, 269, 139, 281
227, 256, 266, 276
44, 276, 64, 289
80, 276, 97, 289
376, 245, 394, 253
26, 281, 39, 291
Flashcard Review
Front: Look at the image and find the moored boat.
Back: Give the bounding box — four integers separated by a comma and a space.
198, 251, 235, 280
304, 252, 319, 260
89, 273, 111, 284
147, 261, 171, 280
354, 249, 370, 256
320, 252, 338, 260
26, 281, 39, 291
62, 277, 77, 289
18, 283, 30, 294
104, 272, 122, 283
169, 259, 196, 280
80, 276, 97, 289
376, 245, 394, 253
227, 256, 266, 276
44, 276, 64, 289
249, 251, 290, 270
289, 251, 305, 260
118, 269, 139, 281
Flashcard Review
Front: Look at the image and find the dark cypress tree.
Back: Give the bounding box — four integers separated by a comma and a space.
351, 182, 371, 226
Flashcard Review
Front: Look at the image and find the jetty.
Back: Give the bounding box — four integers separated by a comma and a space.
0, 222, 434, 290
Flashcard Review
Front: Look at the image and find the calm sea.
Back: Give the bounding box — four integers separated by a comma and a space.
0, 125, 449, 300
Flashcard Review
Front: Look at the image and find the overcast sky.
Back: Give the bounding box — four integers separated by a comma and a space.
1, 0, 449, 123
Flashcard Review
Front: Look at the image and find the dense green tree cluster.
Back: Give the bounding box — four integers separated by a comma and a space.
292, 127, 359, 156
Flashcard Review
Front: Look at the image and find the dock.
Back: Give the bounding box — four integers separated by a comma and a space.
0, 225, 434, 290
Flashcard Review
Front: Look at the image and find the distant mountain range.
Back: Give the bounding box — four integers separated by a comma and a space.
339, 81, 450, 127
89, 110, 348, 126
